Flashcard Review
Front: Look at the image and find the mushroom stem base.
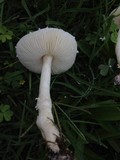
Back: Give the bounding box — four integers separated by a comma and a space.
36, 97, 60, 152
47, 137, 75, 160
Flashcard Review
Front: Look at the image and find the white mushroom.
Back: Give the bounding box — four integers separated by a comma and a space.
111, 7, 120, 67
111, 6, 120, 85
16, 27, 78, 153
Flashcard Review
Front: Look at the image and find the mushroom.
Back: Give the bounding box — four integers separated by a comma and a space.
16, 28, 78, 155
111, 7, 120, 85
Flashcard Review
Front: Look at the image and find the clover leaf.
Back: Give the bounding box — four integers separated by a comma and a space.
98, 64, 109, 76
0, 104, 13, 122
0, 26, 13, 43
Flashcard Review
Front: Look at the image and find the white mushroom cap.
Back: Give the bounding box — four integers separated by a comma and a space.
16, 28, 78, 74
111, 6, 120, 28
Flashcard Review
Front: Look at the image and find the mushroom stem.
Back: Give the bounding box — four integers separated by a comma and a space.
36, 55, 60, 153
39, 55, 53, 99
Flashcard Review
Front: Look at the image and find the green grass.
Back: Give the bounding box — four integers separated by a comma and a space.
1, 0, 120, 159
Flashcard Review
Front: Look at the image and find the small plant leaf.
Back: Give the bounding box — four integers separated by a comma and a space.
0, 104, 13, 122
111, 32, 118, 43
0, 26, 13, 42
0, 104, 10, 112
98, 64, 109, 76
0, 35, 6, 42
110, 21, 118, 32
5, 34, 12, 40
4, 110, 13, 121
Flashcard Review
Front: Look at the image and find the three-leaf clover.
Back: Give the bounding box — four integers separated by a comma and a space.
0, 26, 13, 43
98, 64, 109, 76
98, 58, 116, 76
0, 104, 13, 122
110, 21, 118, 44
